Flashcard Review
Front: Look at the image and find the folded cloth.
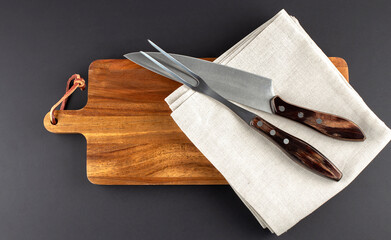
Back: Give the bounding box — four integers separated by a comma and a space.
165, 9, 391, 235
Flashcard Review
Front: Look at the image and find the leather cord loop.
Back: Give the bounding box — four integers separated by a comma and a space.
50, 74, 86, 124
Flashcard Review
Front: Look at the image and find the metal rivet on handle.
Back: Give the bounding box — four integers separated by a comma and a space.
283, 138, 289, 144
316, 118, 323, 124
257, 121, 263, 127
278, 106, 285, 112
298, 112, 304, 118
270, 130, 276, 136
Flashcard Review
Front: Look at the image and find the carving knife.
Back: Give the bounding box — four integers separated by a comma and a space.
127, 40, 343, 181
124, 51, 365, 141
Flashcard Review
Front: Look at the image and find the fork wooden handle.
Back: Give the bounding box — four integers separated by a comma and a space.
271, 96, 365, 141
250, 116, 342, 181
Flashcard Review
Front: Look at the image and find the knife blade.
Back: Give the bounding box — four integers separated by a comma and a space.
124, 52, 365, 141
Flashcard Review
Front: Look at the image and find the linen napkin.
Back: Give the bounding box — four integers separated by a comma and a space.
165, 9, 391, 235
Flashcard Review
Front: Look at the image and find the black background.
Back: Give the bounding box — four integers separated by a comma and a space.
1, 0, 390, 239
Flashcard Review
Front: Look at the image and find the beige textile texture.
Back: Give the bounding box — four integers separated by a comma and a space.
165, 9, 391, 235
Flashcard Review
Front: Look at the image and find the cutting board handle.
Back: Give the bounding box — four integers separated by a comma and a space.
44, 74, 89, 134
44, 110, 89, 134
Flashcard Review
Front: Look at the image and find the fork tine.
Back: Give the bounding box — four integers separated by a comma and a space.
139, 51, 195, 88
148, 40, 201, 85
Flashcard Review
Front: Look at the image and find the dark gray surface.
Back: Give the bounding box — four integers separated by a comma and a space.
0, 0, 390, 239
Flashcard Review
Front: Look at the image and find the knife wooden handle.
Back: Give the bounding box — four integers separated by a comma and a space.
270, 96, 365, 141
250, 116, 342, 181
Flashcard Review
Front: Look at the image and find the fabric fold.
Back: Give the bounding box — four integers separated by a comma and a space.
165, 9, 391, 235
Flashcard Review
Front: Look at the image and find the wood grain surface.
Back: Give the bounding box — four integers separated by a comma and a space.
270, 95, 365, 141
43, 57, 349, 185
250, 116, 342, 181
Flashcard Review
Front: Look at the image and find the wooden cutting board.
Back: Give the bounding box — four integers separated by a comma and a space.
43, 57, 349, 185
